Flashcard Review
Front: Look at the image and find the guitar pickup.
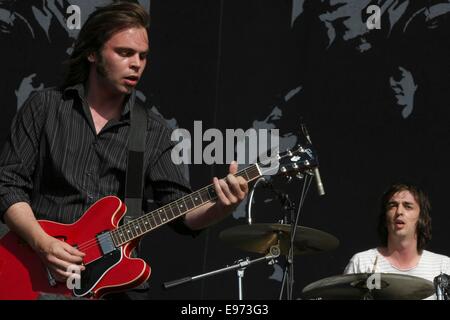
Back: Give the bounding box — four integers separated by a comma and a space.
96, 232, 116, 255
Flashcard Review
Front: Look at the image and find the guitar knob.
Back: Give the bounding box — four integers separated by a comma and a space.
280, 166, 287, 173
286, 149, 292, 156
296, 173, 304, 179
286, 176, 293, 183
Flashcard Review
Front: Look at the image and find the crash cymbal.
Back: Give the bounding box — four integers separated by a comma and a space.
301, 273, 435, 300
219, 223, 339, 256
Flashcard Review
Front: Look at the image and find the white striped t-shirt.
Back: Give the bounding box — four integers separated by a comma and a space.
344, 248, 450, 299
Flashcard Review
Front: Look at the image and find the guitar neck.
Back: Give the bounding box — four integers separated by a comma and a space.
111, 163, 262, 246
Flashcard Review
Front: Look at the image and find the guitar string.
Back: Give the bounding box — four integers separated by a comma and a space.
74, 165, 260, 252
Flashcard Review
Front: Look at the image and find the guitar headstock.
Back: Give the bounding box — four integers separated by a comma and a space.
258, 144, 318, 180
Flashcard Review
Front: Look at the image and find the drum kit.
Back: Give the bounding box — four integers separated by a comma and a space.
164, 138, 442, 300
219, 222, 436, 300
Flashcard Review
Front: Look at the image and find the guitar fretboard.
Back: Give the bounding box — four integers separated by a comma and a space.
111, 163, 261, 246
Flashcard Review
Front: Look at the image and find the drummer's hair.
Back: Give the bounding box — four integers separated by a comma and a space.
377, 183, 432, 253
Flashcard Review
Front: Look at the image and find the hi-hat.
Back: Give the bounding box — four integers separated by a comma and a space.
219, 223, 339, 256
301, 273, 435, 300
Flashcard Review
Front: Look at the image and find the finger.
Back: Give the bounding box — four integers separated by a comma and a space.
213, 177, 231, 206
229, 161, 238, 175
226, 174, 246, 200
51, 267, 78, 282
219, 178, 238, 203
50, 256, 86, 274
49, 250, 83, 270
59, 247, 84, 264
238, 176, 249, 195
47, 254, 74, 274
47, 267, 67, 282
62, 242, 85, 258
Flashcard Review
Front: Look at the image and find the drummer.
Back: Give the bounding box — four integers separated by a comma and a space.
344, 183, 450, 298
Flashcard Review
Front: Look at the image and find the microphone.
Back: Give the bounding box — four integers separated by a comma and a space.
301, 122, 325, 196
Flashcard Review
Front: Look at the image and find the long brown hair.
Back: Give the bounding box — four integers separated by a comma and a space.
377, 183, 432, 253
62, 1, 149, 88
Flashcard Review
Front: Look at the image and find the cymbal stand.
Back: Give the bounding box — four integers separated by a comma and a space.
163, 245, 280, 299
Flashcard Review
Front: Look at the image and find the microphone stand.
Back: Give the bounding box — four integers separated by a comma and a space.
277, 193, 295, 300
277, 174, 313, 300
255, 178, 298, 300
163, 245, 280, 299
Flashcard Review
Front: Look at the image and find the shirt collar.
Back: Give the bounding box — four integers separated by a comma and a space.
63, 83, 135, 120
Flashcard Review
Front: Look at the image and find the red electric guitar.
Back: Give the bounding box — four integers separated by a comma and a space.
0, 145, 317, 299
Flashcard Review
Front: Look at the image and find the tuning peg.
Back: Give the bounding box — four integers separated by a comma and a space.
291, 163, 298, 170
280, 166, 287, 173
286, 149, 292, 156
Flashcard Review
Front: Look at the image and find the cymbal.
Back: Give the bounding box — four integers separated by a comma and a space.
301, 273, 435, 300
219, 223, 339, 256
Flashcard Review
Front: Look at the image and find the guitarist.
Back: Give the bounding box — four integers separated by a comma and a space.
0, 2, 248, 296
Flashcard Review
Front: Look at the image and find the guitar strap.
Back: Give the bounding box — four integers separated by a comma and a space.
124, 99, 147, 224
123, 99, 151, 293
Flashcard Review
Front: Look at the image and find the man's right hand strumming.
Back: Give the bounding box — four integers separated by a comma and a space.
4, 202, 85, 282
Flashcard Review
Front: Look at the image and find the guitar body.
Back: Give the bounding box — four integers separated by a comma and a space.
0, 196, 151, 300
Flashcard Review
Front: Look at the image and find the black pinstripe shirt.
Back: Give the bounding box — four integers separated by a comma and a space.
0, 84, 192, 226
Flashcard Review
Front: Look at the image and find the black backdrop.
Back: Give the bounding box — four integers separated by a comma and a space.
0, 0, 449, 299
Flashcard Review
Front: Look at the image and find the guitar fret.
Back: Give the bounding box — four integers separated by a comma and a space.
184, 195, 195, 210
134, 222, 141, 237
249, 165, 260, 180
163, 210, 170, 223
134, 221, 143, 236
170, 202, 180, 217
124, 229, 130, 242
192, 193, 202, 206
155, 208, 166, 222
148, 214, 157, 228
201, 189, 209, 202
142, 217, 151, 231
128, 224, 136, 238
207, 186, 216, 200
110, 231, 117, 245
154, 213, 162, 226
160, 209, 169, 223
117, 229, 125, 244
179, 198, 187, 212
